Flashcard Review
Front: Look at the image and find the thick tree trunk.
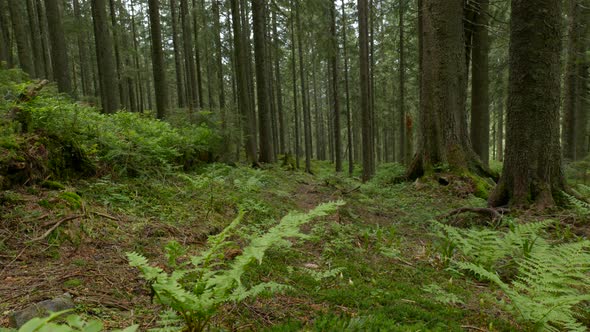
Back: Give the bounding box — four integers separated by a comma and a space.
489, 0, 565, 209
470, 0, 490, 165
36, 0, 52, 79
407, 0, 487, 180
45, 0, 71, 95
148, 0, 168, 119
230, 0, 258, 164
91, 0, 120, 113
252, 0, 275, 163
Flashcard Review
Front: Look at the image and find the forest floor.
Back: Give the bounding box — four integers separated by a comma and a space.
4, 160, 586, 331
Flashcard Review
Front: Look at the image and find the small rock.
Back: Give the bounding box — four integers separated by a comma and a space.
9, 293, 74, 328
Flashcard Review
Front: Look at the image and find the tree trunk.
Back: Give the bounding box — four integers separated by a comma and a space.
290, 0, 300, 168
398, 0, 406, 164
148, 0, 168, 119
489, 0, 565, 209
91, 0, 120, 113
36, 0, 52, 79
9, 0, 35, 77
341, 0, 353, 175
272, 9, 286, 155
170, 0, 186, 108
213, 0, 226, 110
73, 0, 90, 96
407, 0, 486, 180
193, 0, 205, 109
45, 0, 71, 94
181, 0, 198, 110
295, 1, 312, 173
26, 0, 45, 78
359, 0, 374, 181
563, 0, 590, 161
252, 0, 275, 163
470, 0, 490, 165
0, 0, 13, 67
230, 0, 258, 164
329, 0, 342, 172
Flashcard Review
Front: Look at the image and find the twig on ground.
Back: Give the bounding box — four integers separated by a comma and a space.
29, 215, 83, 242
92, 211, 120, 221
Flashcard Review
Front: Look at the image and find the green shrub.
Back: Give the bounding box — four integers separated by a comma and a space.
0, 310, 137, 332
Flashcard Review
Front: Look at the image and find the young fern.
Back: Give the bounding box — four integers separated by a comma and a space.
128, 201, 344, 332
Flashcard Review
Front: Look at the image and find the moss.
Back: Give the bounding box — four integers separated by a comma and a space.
59, 191, 82, 210
63, 278, 83, 288
41, 180, 65, 190
465, 173, 493, 199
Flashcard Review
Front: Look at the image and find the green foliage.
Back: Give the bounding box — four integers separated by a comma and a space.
127, 201, 344, 332
434, 220, 590, 331
0, 310, 137, 332
563, 192, 590, 215
0, 71, 221, 181
422, 284, 464, 305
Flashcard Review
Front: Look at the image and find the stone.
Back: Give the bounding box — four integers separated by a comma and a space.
9, 293, 74, 328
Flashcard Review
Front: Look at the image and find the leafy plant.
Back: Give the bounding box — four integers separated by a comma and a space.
127, 201, 344, 332
433, 220, 590, 331
0, 310, 137, 332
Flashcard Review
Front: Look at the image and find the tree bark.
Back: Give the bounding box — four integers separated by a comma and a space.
230, 0, 258, 164
26, 0, 45, 78
0, 0, 12, 67
252, 0, 275, 163
9, 0, 35, 77
330, 0, 342, 172
181, 0, 198, 110
91, 0, 120, 113
470, 0, 490, 165
148, 0, 168, 119
489, 0, 565, 209
170, 0, 186, 108
296, 0, 312, 173
341, 0, 353, 175
45, 0, 72, 94
398, 0, 406, 164
359, 0, 374, 181
407, 0, 487, 180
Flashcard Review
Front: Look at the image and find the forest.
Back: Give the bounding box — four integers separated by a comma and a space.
1, 0, 590, 330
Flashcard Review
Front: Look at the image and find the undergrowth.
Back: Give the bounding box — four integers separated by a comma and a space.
434, 220, 590, 331
128, 201, 343, 332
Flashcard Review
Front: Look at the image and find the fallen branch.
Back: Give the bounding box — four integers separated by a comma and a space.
92, 211, 120, 221
29, 214, 83, 242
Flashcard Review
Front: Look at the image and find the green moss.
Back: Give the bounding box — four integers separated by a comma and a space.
63, 278, 83, 288
59, 191, 82, 210
466, 173, 493, 199
41, 180, 65, 190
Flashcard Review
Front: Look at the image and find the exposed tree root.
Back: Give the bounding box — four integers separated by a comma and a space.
437, 207, 510, 225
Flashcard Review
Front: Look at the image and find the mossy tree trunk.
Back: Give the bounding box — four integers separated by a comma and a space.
407, 0, 488, 180
488, 0, 565, 209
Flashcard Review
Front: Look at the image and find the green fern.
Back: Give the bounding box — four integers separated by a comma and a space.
435, 220, 590, 331
128, 201, 344, 332
0, 311, 138, 332
564, 192, 590, 215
